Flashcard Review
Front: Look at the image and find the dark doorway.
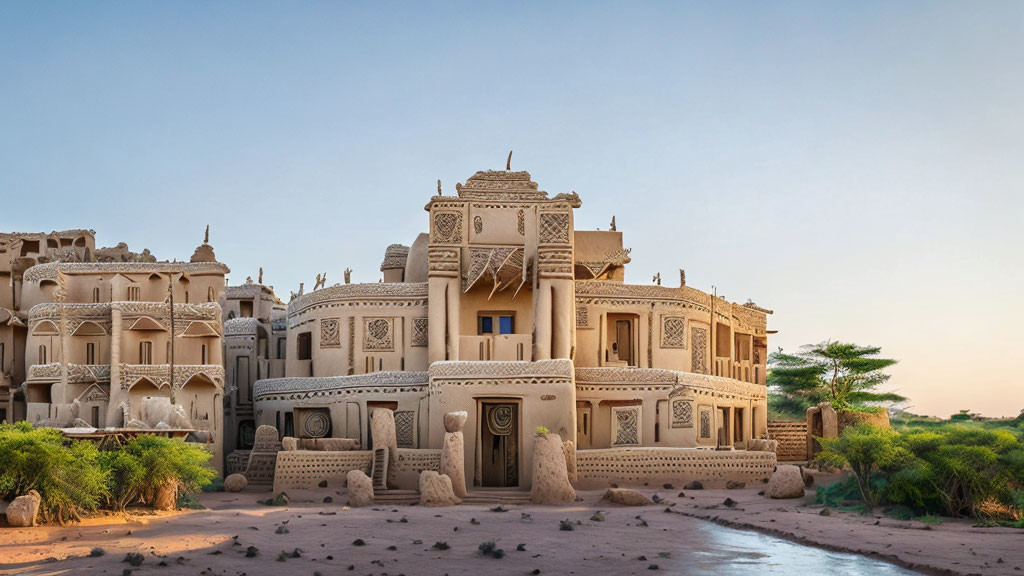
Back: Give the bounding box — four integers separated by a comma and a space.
480, 401, 519, 487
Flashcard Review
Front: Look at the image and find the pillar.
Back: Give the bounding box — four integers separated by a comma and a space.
535, 280, 552, 361
427, 277, 447, 364
106, 306, 123, 426
445, 277, 460, 361
551, 279, 572, 359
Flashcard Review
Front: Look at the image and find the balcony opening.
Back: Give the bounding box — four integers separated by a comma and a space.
240, 300, 254, 318
478, 312, 515, 335
296, 332, 312, 360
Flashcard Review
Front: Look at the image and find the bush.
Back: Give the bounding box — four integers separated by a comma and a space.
101, 434, 217, 510
819, 423, 1024, 522
815, 424, 911, 507
0, 422, 109, 523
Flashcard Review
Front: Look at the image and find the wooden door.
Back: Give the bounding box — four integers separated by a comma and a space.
615, 320, 632, 365
481, 402, 519, 487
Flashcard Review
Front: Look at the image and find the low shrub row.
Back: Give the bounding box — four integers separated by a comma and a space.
815, 423, 1024, 525
0, 422, 217, 524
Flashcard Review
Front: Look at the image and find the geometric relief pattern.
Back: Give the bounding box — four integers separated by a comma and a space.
700, 409, 712, 439
411, 318, 429, 347
576, 305, 589, 327
539, 212, 570, 244
671, 399, 693, 428
433, 212, 463, 244
691, 326, 708, 374
394, 410, 415, 448
320, 318, 340, 348
363, 318, 394, 351
612, 406, 640, 446
661, 316, 686, 348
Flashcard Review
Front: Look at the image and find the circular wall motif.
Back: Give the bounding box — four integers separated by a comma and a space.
303, 412, 331, 438
487, 405, 514, 436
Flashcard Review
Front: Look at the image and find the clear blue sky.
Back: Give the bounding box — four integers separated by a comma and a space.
2, 2, 1021, 417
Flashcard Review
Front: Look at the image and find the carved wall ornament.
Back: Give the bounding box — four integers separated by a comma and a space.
411, 318, 429, 347
363, 318, 394, 351
320, 318, 341, 348
612, 406, 640, 446
432, 212, 463, 244
517, 209, 525, 235
671, 399, 693, 429
539, 212, 570, 244
473, 215, 483, 235
700, 408, 712, 439
691, 326, 708, 374
576, 305, 589, 328
395, 410, 415, 448
661, 316, 686, 348
303, 410, 331, 438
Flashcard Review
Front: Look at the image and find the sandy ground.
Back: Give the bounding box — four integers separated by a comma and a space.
1, 480, 1021, 576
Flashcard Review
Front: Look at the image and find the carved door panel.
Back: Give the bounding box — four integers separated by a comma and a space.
481, 402, 519, 488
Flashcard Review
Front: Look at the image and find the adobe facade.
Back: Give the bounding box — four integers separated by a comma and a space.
253, 167, 772, 490
0, 230, 228, 471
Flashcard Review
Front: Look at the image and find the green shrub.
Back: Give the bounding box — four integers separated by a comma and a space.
101, 434, 216, 510
816, 424, 911, 508
0, 422, 108, 523
535, 426, 550, 436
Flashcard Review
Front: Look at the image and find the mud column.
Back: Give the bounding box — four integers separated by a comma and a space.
106, 304, 123, 426
428, 246, 461, 363
537, 208, 574, 360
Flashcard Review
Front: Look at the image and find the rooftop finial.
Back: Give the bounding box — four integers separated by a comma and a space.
610, 216, 616, 231
506, 150, 512, 171
258, 267, 263, 285
437, 179, 442, 196
204, 224, 209, 244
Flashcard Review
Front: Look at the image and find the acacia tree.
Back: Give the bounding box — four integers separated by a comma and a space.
768, 341, 903, 413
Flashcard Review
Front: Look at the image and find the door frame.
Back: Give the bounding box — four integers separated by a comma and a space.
475, 397, 522, 489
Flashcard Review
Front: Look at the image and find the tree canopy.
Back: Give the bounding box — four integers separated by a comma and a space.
768, 340, 903, 414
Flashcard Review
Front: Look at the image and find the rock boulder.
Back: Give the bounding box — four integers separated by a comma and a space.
529, 433, 576, 505
419, 471, 460, 507
224, 473, 248, 492
439, 412, 467, 498
346, 470, 374, 507
766, 465, 806, 499
601, 488, 652, 506
6, 490, 41, 527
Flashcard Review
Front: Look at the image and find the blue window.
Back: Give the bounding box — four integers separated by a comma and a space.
498, 316, 514, 334
480, 316, 493, 334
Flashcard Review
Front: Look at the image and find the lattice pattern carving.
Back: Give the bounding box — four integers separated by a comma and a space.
671, 399, 693, 428
473, 215, 483, 234
320, 318, 340, 348
691, 327, 708, 374
661, 316, 686, 348
432, 212, 463, 243
395, 410, 415, 448
612, 406, 640, 446
517, 209, 525, 235
700, 409, 712, 439
411, 318, 429, 347
539, 212, 570, 244
363, 318, 394, 351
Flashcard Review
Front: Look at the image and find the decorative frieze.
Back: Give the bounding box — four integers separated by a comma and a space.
23, 261, 230, 283
691, 327, 708, 374
432, 212, 463, 244
539, 212, 570, 244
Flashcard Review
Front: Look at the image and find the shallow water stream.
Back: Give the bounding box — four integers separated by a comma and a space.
685, 522, 920, 575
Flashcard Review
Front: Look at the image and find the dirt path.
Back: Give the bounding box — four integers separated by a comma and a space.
1, 485, 1020, 576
